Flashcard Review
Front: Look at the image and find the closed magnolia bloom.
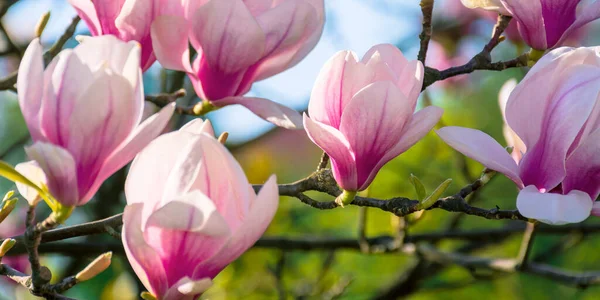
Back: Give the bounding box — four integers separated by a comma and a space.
68, 0, 189, 71
17, 36, 174, 207
303, 44, 444, 192
122, 119, 279, 300
151, 0, 325, 129
461, 0, 600, 50
437, 47, 600, 225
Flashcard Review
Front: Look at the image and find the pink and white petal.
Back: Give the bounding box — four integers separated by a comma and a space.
555, 2, 600, 48
192, 134, 252, 230
360, 106, 442, 191
214, 96, 303, 129
339, 82, 413, 190
151, 15, 194, 73
518, 65, 600, 190
563, 129, 600, 200
15, 161, 47, 206
147, 191, 230, 236
180, 119, 215, 137
308, 50, 368, 128
517, 185, 593, 225
163, 277, 213, 300
73, 35, 141, 76
191, 0, 266, 73
17, 39, 45, 141
303, 114, 357, 190
67, 0, 102, 35
90, 0, 126, 35
41, 50, 93, 145
84, 103, 175, 202
436, 126, 523, 187
501, 0, 547, 49
122, 203, 169, 297
125, 131, 201, 211
25, 143, 79, 207
193, 175, 278, 279
250, 0, 319, 81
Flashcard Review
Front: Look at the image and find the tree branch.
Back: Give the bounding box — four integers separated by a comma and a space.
0, 15, 80, 91
417, 0, 435, 63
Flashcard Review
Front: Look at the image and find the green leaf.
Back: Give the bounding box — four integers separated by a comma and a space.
409, 174, 427, 201
0, 161, 56, 210
417, 179, 452, 210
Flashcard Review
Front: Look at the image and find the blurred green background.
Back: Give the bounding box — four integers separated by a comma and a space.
2, 0, 600, 299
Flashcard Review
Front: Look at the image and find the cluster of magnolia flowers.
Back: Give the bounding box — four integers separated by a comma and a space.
2, 0, 600, 299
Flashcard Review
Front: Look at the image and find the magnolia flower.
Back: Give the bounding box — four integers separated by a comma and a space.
437, 46, 600, 225
17, 36, 174, 207
303, 44, 443, 193
15, 161, 47, 206
461, 0, 600, 50
151, 0, 325, 129
68, 0, 189, 71
122, 119, 279, 300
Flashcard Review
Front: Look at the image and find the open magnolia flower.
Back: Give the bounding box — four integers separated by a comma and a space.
68, 0, 190, 71
303, 44, 443, 194
437, 46, 600, 225
122, 119, 279, 300
17, 36, 174, 207
151, 0, 324, 129
461, 0, 600, 50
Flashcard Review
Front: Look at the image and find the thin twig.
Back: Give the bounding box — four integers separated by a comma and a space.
417, 0, 435, 63
517, 222, 537, 269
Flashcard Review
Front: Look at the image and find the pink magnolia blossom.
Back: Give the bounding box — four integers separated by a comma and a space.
17, 36, 174, 207
151, 0, 325, 129
461, 0, 600, 50
122, 119, 279, 300
68, 0, 190, 71
437, 46, 600, 225
303, 44, 443, 192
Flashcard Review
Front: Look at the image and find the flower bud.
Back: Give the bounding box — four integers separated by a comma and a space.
76, 252, 112, 282
0, 239, 16, 257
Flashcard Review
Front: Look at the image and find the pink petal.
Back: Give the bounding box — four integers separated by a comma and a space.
361, 106, 443, 190
303, 114, 357, 190
214, 96, 303, 129
180, 119, 215, 137
15, 161, 47, 206
308, 50, 370, 128
501, 0, 547, 49
163, 277, 213, 300
65, 71, 139, 201
518, 65, 600, 190
73, 35, 141, 82
436, 126, 523, 187
17, 39, 44, 141
339, 82, 413, 190
122, 203, 168, 297
563, 129, 600, 199
67, 0, 102, 35
151, 15, 194, 73
190, 0, 266, 74
89, 0, 126, 35
125, 130, 201, 208
83, 103, 175, 202
498, 79, 525, 162
363, 44, 424, 108
517, 185, 592, 225
192, 134, 252, 230
41, 50, 92, 145
194, 175, 279, 279
146, 191, 230, 236
555, 2, 600, 48
25, 143, 79, 207
250, 0, 320, 81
